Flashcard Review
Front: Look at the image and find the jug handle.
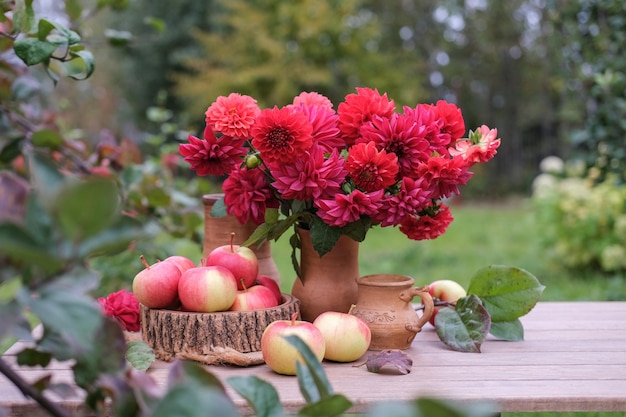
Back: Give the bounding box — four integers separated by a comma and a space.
399, 286, 434, 334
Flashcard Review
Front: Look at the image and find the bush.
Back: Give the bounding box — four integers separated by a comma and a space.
532, 156, 626, 273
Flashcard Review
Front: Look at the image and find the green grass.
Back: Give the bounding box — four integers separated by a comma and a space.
272, 198, 626, 302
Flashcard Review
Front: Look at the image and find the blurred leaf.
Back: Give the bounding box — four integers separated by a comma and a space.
467, 265, 545, 322
96, 374, 140, 417
366, 397, 497, 417
285, 335, 333, 401
64, 0, 82, 21
105, 29, 133, 46
227, 375, 284, 417
210, 197, 227, 217
13, 0, 36, 34
0, 223, 63, 272
298, 394, 352, 417
72, 318, 127, 388
0, 299, 32, 344
364, 349, 412, 375
0, 137, 23, 162
167, 360, 226, 392
13, 38, 57, 66
144, 16, 166, 33
78, 216, 153, 258
30, 129, 63, 149
16, 347, 52, 367
126, 340, 155, 372
53, 177, 120, 240
435, 295, 491, 353
152, 383, 239, 417
27, 152, 65, 206
22, 268, 102, 360
489, 319, 524, 341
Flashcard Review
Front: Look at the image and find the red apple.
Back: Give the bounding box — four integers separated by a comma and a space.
313, 309, 371, 362
255, 274, 282, 305
261, 313, 326, 375
132, 255, 182, 309
163, 255, 196, 274
230, 284, 279, 311
428, 279, 467, 326
205, 233, 259, 290
177, 265, 238, 312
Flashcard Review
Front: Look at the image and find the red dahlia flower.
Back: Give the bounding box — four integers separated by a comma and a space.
346, 141, 399, 192
337, 87, 395, 146
399, 203, 454, 241
205, 93, 260, 139
98, 289, 140, 332
223, 166, 279, 225
251, 106, 313, 164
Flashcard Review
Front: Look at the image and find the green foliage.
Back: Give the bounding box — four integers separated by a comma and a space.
533, 159, 626, 273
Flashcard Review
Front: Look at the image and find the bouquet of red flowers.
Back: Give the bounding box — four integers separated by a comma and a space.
180, 88, 500, 256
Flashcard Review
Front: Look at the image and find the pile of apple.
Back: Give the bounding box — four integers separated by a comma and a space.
132, 234, 282, 313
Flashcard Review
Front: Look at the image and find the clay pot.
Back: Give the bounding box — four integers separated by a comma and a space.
202, 194, 280, 282
290, 228, 359, 322
351, 274, 434, 350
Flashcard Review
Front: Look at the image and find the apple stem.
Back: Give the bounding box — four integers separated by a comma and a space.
240, 279, 247, 291
230, 232, 235, 253
348, 304, 356, 315
140, 255, 150, 269
290, 312, 298, 325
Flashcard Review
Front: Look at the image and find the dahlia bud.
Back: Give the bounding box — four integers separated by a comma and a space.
245, 154, 260, 169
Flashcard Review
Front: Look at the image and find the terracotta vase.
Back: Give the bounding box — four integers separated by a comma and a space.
290, 228, 359, 322
202, 194, 280, 283
351, 274, 434, 350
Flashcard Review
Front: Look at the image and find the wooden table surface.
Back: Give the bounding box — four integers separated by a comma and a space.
2, 301, 626, 415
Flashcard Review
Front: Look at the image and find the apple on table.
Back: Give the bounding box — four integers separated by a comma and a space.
313, 308, 371, 362
177, 265, 238, 313
205, 232, 259, 290
261, 313, 326, 375
132, 255, 182, 309
428, 279, 467, 326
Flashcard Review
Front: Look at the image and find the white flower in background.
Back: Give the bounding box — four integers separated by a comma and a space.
539, 156, 564, 175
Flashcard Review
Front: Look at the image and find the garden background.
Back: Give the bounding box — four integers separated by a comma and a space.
1, 1, 625, 417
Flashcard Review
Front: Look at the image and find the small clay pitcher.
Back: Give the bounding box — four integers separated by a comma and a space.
351, 274, 434, 350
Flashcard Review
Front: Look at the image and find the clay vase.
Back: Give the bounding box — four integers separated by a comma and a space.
290, 228, 359, 322
351, 274, 434, 350
202, 194, 280, 283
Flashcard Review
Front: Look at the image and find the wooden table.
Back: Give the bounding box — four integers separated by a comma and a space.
2, 301, 626, 415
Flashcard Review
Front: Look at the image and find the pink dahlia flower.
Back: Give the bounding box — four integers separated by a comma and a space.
205, 93, 260, 139
433, 100, 466, 143
315, 189, 384, 227
223, 167, 279, 225
296, 104, 345, 152
449, 125, 501, 164
179, 126, 246, 176
417, 155, 473, 200
337, 87, 395, 146
372, 177, 431, 227
292, 91, 334, 109
251, 106, 313, 164
399, 203, 454, 241
268, 146, 346, 201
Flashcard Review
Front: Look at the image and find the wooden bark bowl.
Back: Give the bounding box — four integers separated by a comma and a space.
140, 294, 300, 361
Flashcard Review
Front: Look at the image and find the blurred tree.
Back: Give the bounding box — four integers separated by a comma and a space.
546, 0, 626, 184
173, 0, 428, 113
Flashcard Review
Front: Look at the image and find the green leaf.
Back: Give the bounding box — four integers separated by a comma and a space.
78, 216, 153, 258
284, 335, 333, 401
210, 197, 228, 217
309, 218, 341, 257
341, 217, 372, 242
298, 394, 352, 417
53, 177, 120, 240
0, 223, 63, 272
13, 0, 36, 34
434, 295, 491, 353
105, 29, 133, 46
65, 50, 95, 80
16, 347, 52, 367
144, 16, 166, 33
489, 319, 524, 341
227, 375, 284, 417
167, 360, 226, 392
13, 37, 57, 65
467, 265, 545, 322
365, 397, 497, 417
27, 151, 65, 206
126, 340, 155, 371
64, 0, 83, 21
30, 129, 64, 149
152, 383, 239, 417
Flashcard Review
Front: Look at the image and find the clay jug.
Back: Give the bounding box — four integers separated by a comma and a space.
351, 274, 434, 350
291, 228, 359, 322
202, 194, 280, 283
